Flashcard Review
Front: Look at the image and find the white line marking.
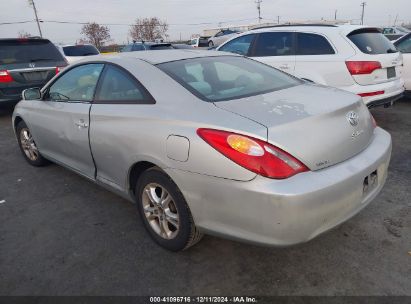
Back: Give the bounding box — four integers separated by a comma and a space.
0, 200, 5, 204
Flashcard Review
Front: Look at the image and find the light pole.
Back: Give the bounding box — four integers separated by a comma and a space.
255, 0, 262, 23
360, 2, 366, 25
28, 0, 43, 37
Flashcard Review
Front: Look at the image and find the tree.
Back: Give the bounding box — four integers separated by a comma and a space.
80, 22, 111, 50
18, 30, 32, 38
129, 17, 169, 42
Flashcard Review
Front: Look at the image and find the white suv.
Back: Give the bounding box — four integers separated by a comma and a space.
217, 24, 404, 108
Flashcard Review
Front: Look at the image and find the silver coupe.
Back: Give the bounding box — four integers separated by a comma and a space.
12, 50, 392, 251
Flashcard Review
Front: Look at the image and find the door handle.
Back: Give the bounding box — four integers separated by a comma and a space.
75, 119, 88, 128
280, 64, 289, 69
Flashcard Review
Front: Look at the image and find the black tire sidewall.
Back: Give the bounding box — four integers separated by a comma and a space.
16, 121, 47, 166
136, 169, 193, 251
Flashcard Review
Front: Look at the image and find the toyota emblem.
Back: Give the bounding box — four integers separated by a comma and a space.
346, 111, 359, 126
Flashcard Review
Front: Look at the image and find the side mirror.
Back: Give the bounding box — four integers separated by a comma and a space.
22, 88, 41, 100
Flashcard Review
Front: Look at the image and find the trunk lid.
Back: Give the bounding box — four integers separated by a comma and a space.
214, 84, 374, 171
345, 28, 403, 86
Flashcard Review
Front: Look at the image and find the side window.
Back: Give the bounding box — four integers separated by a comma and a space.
47, 64, 104, 102
219, 34, 255, 55
95, 65, 154, 103
122, 45, 132, 52
296, 33, 335, 55
397, 36, 411, 53
253, 32, 294, 57
215, 31, 223, 37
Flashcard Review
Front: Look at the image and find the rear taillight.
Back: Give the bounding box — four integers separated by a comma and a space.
346, 61, 382, 75
0, 70, 14, 83
197, 128, 309, 179
358, 90, 384, 97
55, 66, 63, 74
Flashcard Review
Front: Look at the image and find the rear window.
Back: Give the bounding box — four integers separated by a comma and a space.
0, 39, 65, 64
347, 29, 397, 54
62, 45, 99, 56
157, 56, 301, 102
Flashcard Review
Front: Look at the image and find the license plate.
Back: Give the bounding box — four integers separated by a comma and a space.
387, 67, 396, 79
363, 170, 378, 196
22, 72, 46, 82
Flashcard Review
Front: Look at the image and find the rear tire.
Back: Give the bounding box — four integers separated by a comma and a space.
135, 167, 203, 251
16, 120, 49, 167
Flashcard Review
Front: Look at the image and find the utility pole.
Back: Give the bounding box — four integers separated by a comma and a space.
334, 9, 338, 21
277, 15, 280, 24
360, 2, 366, 25
255, 0, 262, 23
28, 0, 42, 37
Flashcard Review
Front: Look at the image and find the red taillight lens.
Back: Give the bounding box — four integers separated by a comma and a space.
358, 90, 385, 97
55, 66, 62, 74
0, 70, 14, 83
197, 128, 309, 179
346, 61, 382, 75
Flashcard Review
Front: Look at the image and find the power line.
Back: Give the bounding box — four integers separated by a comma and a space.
0, 18, 257, 27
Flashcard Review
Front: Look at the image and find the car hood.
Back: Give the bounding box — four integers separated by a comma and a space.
213, 84, 375, 171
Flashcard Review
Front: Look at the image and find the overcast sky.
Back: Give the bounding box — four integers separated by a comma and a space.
1, 0, 410, 44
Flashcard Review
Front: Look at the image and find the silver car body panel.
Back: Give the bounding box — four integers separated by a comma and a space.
12, 50, 392, 246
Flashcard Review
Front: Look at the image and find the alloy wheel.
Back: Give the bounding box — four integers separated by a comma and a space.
141, 183, 180, 239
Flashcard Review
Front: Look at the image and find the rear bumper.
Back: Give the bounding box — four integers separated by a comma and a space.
166, 127, 392, 246
340, 77, 405, 107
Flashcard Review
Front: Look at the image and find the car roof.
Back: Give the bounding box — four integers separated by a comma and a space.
104, 49, 237, 64
245, 24, 378, 36
0, 38, 51, 43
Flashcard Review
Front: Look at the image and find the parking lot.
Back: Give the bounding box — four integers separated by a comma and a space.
0, 100, 410, 296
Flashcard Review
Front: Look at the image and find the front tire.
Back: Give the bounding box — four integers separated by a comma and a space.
16, 120, 49, 166
208, 40, 214, 47
136, 168, 203, 251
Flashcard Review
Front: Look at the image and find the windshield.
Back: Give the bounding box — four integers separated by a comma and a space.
62, 45, 99, 56
348, 29, 397, 54
157, 56, 302, 102
0, 39, 65, 64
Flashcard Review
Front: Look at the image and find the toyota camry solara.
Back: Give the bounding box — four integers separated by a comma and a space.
12, 50, 392, 251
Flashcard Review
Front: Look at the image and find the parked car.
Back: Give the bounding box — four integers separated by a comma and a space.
208, 29, 240, 47
0, 38, 67, 107
120, 42, 173, 52
189, 36, 210, 48
217, 24, 404, 108
394, 32, 411, 95
57, 44, 100, 64
13, 50, 391, 251
382, 26, 410, 41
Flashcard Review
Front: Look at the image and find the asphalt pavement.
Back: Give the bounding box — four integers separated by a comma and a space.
0, 100, 410, 296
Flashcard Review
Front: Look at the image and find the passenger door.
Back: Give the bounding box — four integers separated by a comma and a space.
28, 63, 104, 179
249, 31, 296, 74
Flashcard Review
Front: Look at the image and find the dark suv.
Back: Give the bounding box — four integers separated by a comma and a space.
0, 38, 67, 106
